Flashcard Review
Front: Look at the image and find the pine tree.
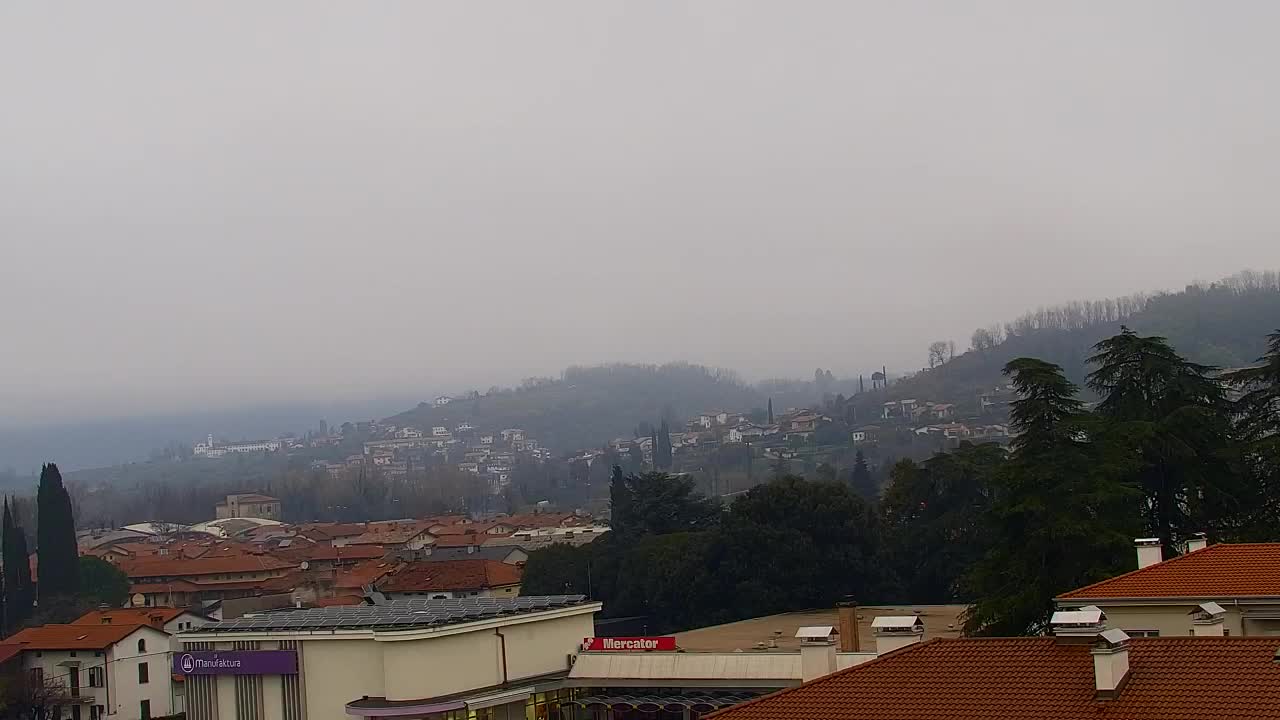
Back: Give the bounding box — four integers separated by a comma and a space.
37, 463, 79, 602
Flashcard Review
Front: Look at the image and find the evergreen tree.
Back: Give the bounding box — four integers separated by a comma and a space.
965, 358, 1138, 635
850, 450, 875, 501
37, 463, 79, 602
1087, 328, 1242, 548
767, 398, 774, 425
3, 499, 35, 631
2, 499, 25, 632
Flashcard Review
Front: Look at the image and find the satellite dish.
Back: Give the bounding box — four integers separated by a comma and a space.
131, 593, 146, 607
299, 561, 310, 570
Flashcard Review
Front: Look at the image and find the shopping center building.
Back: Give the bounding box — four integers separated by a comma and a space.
177, 597, 960, 720
177, 595, 598, 720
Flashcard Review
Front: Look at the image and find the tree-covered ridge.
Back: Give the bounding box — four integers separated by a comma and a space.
884, 270, 1280, 407
524, 325, 1280, 636
387, 362, 764, 453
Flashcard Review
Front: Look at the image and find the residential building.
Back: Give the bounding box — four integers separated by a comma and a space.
377, 559, 522, 599
850, 425, 879, 444
727, 425, 766, 443
703, 619, 1280, 720
420, 546, 528, 565
7, 623, 174, 720
178, 596, 597, 720
433, 395, 452, 406
73, 607, 208, 637
194, 434, 283, 458
1055, 538, 1280, 637
214, 493, 281, 521
122, 553, 295, 607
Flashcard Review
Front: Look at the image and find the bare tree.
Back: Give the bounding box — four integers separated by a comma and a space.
928, 341, 949, 368
2, 674, 76, 720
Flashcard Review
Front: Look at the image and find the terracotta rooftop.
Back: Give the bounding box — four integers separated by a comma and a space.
296, 522, 368, 541
73, 608, 193, 627
379, 559, 522, 593
335, 560, 399, 590
1058, 543, 1280, 600
279, 543, 386, 563
7, 623, 153, 650
708, 637, 1280, 720
0, 643, 23, 664
346, 528, 430, 545
120, 553, 293, 579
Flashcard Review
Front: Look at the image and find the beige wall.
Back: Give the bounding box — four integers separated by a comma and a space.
1089, 603, 1280, 637
497, 613, 593, 682
301, 639, 386, 720
383, 632, 501, 701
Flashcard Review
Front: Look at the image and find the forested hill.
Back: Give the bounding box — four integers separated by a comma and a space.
889, 271, 1280, 405
386, 363, 764, 452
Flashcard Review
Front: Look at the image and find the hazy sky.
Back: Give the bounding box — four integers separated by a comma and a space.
5, 1, 1280, 428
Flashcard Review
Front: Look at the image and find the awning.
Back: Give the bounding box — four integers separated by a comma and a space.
569, 693, 758, 713
465, 686, 535, 710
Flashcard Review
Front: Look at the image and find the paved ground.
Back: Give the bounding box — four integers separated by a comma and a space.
673, 604, 968, 653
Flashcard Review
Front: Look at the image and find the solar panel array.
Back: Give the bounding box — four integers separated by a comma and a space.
189, 595, 589, 633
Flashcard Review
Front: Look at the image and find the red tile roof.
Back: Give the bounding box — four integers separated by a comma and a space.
708, 637, 1280, 720
278, 544, 386, 563
73, 608, 192, 627
120, 553, 294, 579
297, 523, 368, 541
335, 560, 398, 590
1058, 543, 1280, 600
0, 644, 24, 664
312, 594, 365, 607
379, 559, 521, 593
7, 623, 153, 650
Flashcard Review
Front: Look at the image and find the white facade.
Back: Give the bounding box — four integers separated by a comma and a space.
18, 626, 173, 720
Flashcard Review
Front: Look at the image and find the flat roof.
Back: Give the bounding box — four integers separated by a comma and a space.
182, 595, 590, 634
674, 605, 966, 653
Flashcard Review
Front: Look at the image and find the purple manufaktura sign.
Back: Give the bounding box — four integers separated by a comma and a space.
173, 650, 298, 675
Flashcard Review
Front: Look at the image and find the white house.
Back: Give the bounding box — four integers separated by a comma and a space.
8, 623, 174, 720
433, 395, 453, 407
431, 426, 449, 437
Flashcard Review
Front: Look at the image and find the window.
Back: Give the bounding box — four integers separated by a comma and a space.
91, 706, 103, 720
137, 662, 149, 684
140, 700, 151, 720
1126, 629, 1160, 638
29, 668, 43, 685
101, 618, 112, 624
137, 638, 146, 653
88, 667, 104, 688
72, 705, 81, 720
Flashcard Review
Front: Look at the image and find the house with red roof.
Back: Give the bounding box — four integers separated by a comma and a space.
1056, 538, 1280, 637
5, 623, 174, 720
704, 630, 1280, 720
377, 559, 522, 600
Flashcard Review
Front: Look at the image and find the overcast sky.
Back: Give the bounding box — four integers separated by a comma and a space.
4, 1, 1280, 428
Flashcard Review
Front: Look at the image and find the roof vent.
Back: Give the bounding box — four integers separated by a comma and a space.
1190, 601, 1227, 636
1050, 607, 1107, 643
796, 626, 838, 682
1092, 628, 1131, 699
872, 616, 924, 655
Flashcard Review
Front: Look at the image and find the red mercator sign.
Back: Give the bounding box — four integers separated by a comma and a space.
582, 636, 677, 652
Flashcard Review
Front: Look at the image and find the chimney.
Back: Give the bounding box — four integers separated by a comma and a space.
837, 601, 860, 652
1190, 601, 1226, 637
1135, 538, 1163, 569
796, 626, 838, 682
1185, 532, 1208, 554
871, 616, 924, 655
1091, 629, 1131, 699
1051, 606, 1107, 643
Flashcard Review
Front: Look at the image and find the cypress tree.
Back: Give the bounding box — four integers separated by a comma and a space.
37, 463, 79, 601
767, 398, 774, 425
3, 498, 33, 631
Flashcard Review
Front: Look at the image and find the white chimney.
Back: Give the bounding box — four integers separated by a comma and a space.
1190, 601, 1226, 636
796, 626, 838, 682
1091, 629, 1131, 698
1185, 532, 1208, 554
1135, 538, 1163, 569
872, 616, 924, 655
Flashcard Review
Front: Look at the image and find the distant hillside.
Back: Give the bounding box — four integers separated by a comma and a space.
387, 363, 764, 452
886, 270, 1280, 406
